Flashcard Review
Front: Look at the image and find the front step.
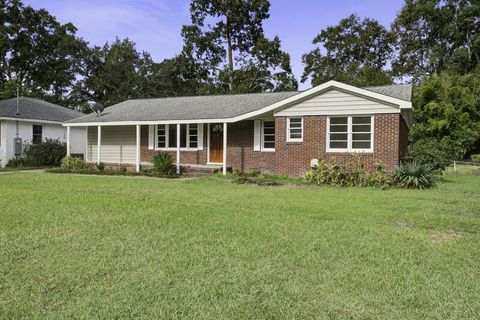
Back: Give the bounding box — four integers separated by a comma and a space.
181, 165, 225, 177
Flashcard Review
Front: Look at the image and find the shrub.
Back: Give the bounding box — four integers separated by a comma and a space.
24, 139, 66, 166
404, 139, 453, 172
393, 162, 435, 189
152, 152, 175, 175
235, 176, 281, 186
6, 157, 28, 167
241, 168, 261, 177
61, 156, 90, 171
305, 155, 391, 188
471, 154, 480, 163
96, 162, 105, 171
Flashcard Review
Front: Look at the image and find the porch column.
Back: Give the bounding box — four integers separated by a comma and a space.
97, 125, 101, 164
223, 122, 227, 175
135, 125, 140, 173
66, 126, 71, 157
176, 124, 180, 174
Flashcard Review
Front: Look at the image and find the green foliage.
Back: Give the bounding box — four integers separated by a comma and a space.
305, 155, 391, 188
96, 162, 105, 171
235, 176, 281, 186
404, 139, 453, 172
24, 139, 66, 166
0, 0, 87, 106
241, 168, 262, 177
181, 0, 298, 93
411, 71, 480, 159
6, 157, 28, 168
60, 156, 90, 171
471, 154, 480, 163
394, 162, 435, 189
151, 152, 175, 176
392, 0, 479, 81
302, 14, 394, 87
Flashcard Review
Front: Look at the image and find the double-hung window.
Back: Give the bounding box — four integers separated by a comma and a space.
287, 117, 303, 142
262, 121, 275, 151
32, 125, 42, 144
156, 124, 199, 149
327, 116, 373, 152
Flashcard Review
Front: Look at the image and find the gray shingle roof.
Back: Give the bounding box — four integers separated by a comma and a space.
364, 83, 412, 102
68, 91, 301, 123
0, 97, 84, 122
67, 83, 412, 124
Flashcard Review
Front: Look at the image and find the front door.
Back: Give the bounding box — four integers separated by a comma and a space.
209, 123, 223, 163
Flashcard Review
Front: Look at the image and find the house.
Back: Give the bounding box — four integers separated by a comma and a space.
0, 97, 86, 166
64, 80, 413, 176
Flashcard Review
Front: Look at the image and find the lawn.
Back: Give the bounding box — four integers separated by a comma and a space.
0, 171, 479, 319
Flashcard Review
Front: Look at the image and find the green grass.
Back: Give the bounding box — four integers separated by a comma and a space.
1, 172, 479, 319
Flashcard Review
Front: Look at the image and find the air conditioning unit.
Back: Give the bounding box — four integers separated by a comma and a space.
14, 137, 22, 156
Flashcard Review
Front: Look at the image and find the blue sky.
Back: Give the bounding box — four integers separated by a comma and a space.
24, 0, 405, 89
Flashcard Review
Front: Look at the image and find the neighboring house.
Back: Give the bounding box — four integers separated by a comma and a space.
0, 97, 86, 166
64, 80, 413, 176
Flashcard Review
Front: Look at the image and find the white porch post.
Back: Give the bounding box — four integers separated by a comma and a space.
135, 125, 140, 173
223, 122, 227, 175
97, 125, 101, 165
176, 124, 180, 174
66, 126, 71, 157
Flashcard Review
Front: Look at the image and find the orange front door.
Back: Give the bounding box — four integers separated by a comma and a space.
209, 123, 223, 163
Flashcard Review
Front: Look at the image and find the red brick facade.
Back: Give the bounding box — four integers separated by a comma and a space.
275, 114, 406, 176
138, 114, 408, 176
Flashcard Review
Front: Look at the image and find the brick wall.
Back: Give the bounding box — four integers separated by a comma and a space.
137, 115, 407, 176
275, 114, 407, 176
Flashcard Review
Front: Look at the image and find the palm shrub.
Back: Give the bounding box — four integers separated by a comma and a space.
152, 152, 175, 176
394, 162, 435, 189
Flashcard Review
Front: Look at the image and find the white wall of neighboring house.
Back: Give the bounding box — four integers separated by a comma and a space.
0, 119, 86, 166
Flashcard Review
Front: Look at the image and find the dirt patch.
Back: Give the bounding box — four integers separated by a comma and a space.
395, 220, 415, 228
430, 230, 460, 244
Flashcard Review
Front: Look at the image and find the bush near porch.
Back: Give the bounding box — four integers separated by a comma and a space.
0, 172, 479, 319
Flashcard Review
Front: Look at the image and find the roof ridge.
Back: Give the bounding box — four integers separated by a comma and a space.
121, 90, 302, 103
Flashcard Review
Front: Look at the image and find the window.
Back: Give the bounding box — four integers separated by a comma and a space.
32, 125, 42, 144
156, 124, 199, 149
287, 117, 303, 142
262, 121, 275, 151
157, 125, 166, 148
327, 116, 373, 152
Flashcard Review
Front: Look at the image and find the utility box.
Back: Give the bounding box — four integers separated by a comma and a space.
14, 137, 22, 156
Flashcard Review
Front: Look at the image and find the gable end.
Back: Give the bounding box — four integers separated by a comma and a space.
274, 88, 401, 117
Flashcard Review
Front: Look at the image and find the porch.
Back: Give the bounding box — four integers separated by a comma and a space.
66, 122, 230, 175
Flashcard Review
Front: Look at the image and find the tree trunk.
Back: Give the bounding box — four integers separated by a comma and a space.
226, 15, 233, 92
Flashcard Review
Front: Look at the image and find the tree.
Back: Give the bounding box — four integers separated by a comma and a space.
302, 14, 394, 87
0, 0, 87, 106
73, 38, 153, 107
410, 69, 480, 159
392, 0, 480, 82
181, 0, 297, 93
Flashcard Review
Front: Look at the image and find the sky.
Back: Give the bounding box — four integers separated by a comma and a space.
23, 0, 405, 90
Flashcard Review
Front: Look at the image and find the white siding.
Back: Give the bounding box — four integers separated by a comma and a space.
87, 126, 136, 164
274, 89, 400, 117
0, 120, 86, 166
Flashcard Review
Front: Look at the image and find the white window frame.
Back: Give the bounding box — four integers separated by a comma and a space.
155, 124, 200, 151
261, 120, 275, 152
286, 117, 303, 142
326, 115, 374, 153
